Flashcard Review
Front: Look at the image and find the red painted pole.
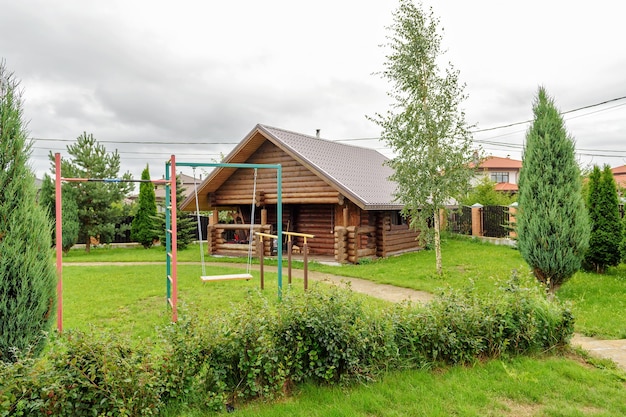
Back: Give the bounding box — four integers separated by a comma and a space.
55, 153, 63, 332
170, 155, 178, 322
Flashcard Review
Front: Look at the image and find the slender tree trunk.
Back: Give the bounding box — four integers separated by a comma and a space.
433, 208, 442, 275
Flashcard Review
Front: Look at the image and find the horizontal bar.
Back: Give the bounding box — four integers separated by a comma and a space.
283, 231, 315, 238
255, 232, 279, 239
61, 177, 170, 184
173, 162, 282, 169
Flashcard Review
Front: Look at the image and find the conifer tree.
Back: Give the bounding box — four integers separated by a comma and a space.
131, 165, 158, 248
39, 174, 80, 253
584, 165, 621, 273
157, 175, 195, 250
50, 132, 132, 252
517, 87, 589, 293
0, 62, 56, 361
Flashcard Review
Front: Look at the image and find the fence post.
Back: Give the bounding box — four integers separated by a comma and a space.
471, 203, 483, 237
508, 202, 518, 239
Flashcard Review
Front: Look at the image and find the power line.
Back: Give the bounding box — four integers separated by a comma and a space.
470, 95, 626, 133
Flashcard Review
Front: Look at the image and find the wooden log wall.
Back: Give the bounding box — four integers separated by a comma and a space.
214, 141, 341, 206
376, 212, 421, 257
334, 226, 348, 263
295, 204, 334, 255
208, 224, 270, 256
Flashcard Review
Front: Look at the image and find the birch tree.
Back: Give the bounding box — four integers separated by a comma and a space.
371, 0, 476, 274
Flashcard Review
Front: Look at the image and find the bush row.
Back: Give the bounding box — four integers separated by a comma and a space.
0, 279, 573, 416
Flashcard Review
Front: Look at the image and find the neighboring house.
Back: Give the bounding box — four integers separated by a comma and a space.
180, 124, 421, 263
612, 165, 626, 202
472, 155, 523, 193
128, 173, 199, 212
154, 173, 198, 211
612, 165, 626, 189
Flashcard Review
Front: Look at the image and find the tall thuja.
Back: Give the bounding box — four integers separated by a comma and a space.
0, 62, 56, 361
584, 165, 622, 273
131, 165, 158, 248
157, 175, 195, 250
517, 87, 589, 293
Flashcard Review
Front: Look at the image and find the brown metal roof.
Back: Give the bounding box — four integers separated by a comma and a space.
182, 124, 402, 211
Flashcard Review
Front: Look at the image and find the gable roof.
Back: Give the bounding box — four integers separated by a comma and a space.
184, 124, 401, 211
612, 165, 626, 176
476, 156, 522, 170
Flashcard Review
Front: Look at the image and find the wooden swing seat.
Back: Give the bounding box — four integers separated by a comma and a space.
201, 273, 253, 282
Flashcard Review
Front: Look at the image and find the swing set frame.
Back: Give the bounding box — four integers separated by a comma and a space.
53, 153, 283, 332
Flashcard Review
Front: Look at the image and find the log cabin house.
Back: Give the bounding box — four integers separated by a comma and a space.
180, 124, 421, 263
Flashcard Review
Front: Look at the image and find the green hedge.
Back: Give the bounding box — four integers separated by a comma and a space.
0, 280, 573, 416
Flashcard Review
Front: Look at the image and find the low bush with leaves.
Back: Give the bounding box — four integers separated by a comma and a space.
1, 280, 574, 415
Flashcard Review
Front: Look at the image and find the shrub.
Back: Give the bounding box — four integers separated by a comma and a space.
274, 285, 396, 385
0, 281, 575, 415
390, 276, 574, 367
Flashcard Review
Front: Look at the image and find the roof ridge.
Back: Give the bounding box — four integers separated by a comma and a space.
258, 123, 386, 154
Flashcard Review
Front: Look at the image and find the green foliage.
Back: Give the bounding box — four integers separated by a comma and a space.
0, 61, 56, 362
49, 132, 132, 251
621, 213, 626, 263
131, 165, 158, 248
391, 276, 573, 367
517, 87, 589, 292
156, 175, 195, 250
461, 176, 516, 206
0, 282, 574, 414
39, 174, 79, 253
0, 331, 162, 416
584, 165, 622, 273
370, 0, 477, 274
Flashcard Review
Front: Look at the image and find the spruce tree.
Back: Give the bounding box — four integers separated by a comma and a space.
0, 62, 56, 361
131, 165, 158, 248
584, 165, 621, 273
517, 87, 589, 293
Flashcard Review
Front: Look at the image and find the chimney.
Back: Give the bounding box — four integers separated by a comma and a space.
315, 129, 320, 138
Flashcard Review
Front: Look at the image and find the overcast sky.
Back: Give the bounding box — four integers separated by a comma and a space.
2, 0, 625, 185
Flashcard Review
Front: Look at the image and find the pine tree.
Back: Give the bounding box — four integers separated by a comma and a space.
517, 87, 589, 293
0, 61, 56, 361
39, 174, 80, 253
131, 165, 158, 248
50, 132, 132, 252
584, 165, 621, 273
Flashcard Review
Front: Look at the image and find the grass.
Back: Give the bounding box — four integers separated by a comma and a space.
60, 236, 626, 339
170, 356, 626, 417
54, 238, 626, 416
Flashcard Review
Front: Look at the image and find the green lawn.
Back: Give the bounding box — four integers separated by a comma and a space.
60, 236, 626, 339
220, 356, 626, 417
54, 238, 626, 416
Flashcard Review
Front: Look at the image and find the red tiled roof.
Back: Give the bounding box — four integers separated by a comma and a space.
494, 182, 518, 192
612, 165, 626, 175
477, 156, 522, 170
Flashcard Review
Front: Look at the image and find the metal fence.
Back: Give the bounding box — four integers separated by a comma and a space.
448, 206, 472, 235
482, 205, 509, 238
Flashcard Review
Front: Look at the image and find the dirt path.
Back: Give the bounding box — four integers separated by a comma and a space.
66, 261, 626, 370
